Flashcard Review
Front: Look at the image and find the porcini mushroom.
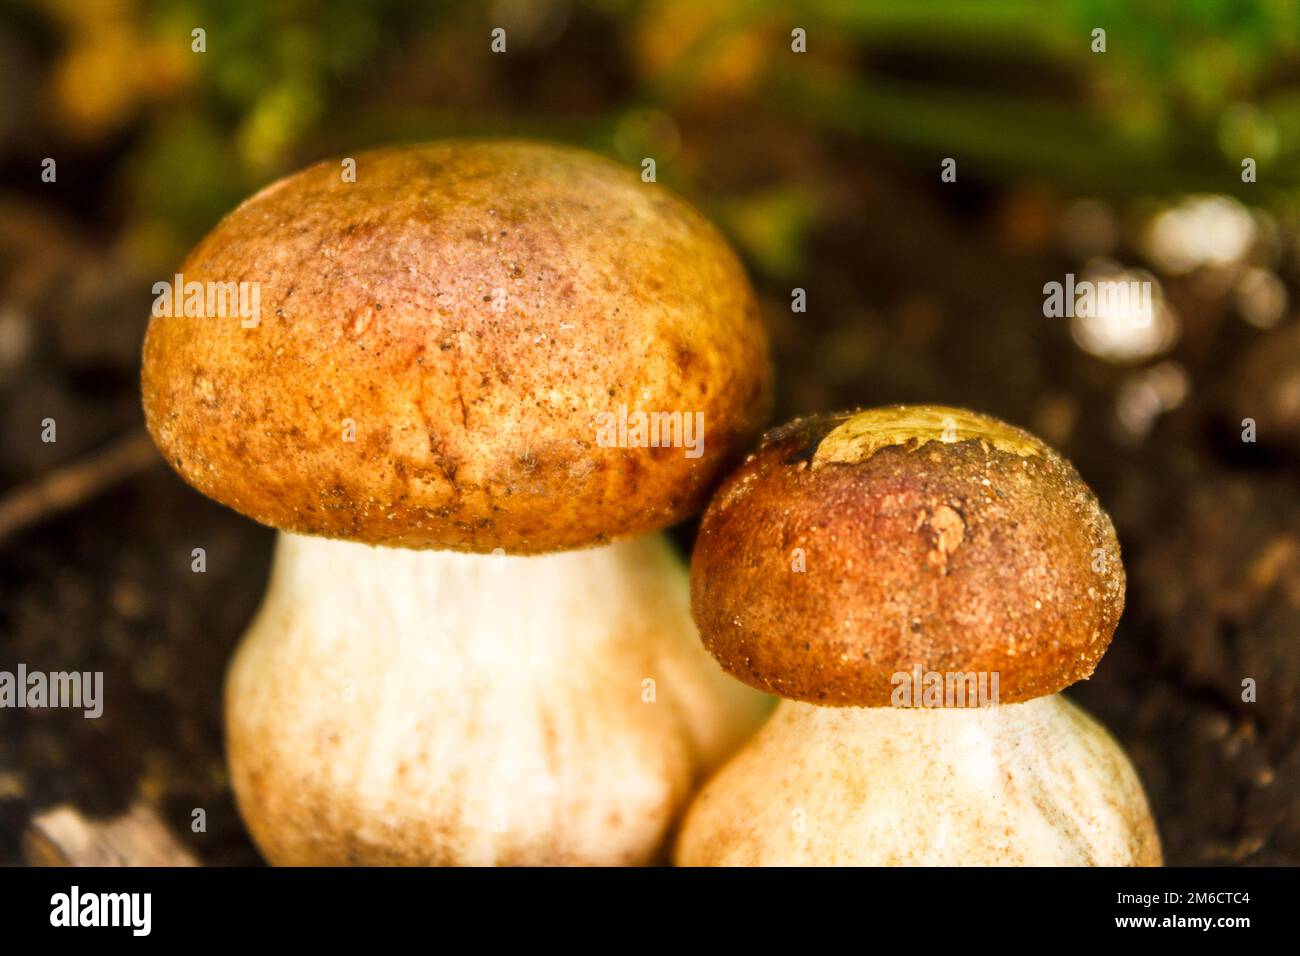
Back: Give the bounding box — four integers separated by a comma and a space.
141, 140, 773, 865
676, 406, 1161, 866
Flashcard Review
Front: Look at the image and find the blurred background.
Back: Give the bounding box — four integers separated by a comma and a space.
1, 0, 1298, 865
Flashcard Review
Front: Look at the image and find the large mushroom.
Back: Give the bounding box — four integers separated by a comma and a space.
142, 140, 773, 865
676, 406, 1161, 866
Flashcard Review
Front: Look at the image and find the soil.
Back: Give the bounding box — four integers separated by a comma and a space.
2, 122, 1296, 869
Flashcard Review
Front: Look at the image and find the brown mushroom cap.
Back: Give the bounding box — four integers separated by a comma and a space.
142, 140, 770, 553
690, 406, 1125, 706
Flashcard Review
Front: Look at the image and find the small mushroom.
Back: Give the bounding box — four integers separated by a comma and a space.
142, 140, 773, 865
676, 406, 1161, 865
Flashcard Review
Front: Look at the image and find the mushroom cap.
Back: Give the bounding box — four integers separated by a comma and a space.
142, 140, 771, 553
690, 406, 1126, 706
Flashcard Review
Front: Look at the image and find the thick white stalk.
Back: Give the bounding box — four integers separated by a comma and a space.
676, 695, 1161, 866
225, 530, 770, 866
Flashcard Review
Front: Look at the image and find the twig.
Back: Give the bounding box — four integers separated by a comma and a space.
0, 429, 159, 543
24, 801, 198, 867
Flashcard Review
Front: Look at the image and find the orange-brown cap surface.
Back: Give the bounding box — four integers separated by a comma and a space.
690, 406, 1125, 706
142, 140, 770, 553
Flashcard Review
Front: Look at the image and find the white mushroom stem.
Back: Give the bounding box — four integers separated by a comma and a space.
226, 530, 771, 866
676, 695, 1161, 866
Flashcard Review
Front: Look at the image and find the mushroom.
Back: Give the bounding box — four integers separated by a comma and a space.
676, 406, 1161, 865
141, 140, 774, 865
